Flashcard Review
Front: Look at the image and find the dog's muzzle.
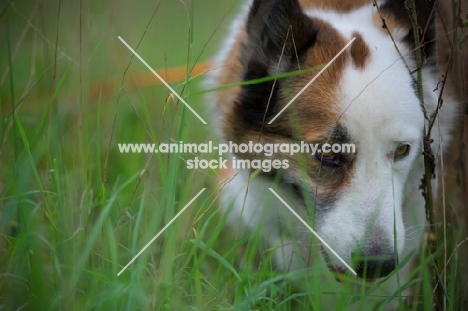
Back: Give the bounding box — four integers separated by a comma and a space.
351, 251, 398, 280
323, 247, 399, 281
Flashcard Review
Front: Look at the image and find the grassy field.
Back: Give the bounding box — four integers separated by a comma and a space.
1, 0, 467, 310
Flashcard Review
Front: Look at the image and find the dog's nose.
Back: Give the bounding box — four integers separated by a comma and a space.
352, 252, 398, 279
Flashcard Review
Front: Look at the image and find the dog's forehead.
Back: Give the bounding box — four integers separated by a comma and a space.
339, 63, 425, 143
336, 34, 425, 142
294, 7, 425, 142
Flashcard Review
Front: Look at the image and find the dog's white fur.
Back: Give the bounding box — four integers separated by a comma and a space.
208, 0, 459, 308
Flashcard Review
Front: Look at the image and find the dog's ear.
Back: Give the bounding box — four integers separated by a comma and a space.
232, 0, 317, 131
240, 0, 317, 72
378, 0, 437, 62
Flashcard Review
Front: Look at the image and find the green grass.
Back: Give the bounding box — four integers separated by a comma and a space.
0, 0, 467, 310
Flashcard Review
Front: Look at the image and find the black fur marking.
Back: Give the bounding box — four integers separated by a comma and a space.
245, 0, 318, 59
380, 0, 437, 65
329, 124, 349, 142
233, 78, 282, 133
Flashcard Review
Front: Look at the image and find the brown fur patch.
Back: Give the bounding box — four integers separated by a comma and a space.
373, 0, 437, 60
299, 0, 372, 12
350, 32, 370, 69
212, 3, 356, 203
372, 6, 399, 36
287, 19, 347, 140
217, 159, 235, 185
221, 18, 348, 144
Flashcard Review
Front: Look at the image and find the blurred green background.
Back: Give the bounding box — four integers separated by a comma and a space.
0, 0, 244, 309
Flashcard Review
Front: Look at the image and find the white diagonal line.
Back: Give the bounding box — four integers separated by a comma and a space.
118, 36, 207, 125
268, 188, 357, 276
268, 37, 356, 124
117, 188, 206, 276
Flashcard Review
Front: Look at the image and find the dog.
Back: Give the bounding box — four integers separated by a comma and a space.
207, 0, 460, 308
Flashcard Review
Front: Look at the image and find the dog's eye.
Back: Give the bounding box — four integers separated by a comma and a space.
318, 148, 333, 158
315, 148, 340, 167
394, 144, 410, 160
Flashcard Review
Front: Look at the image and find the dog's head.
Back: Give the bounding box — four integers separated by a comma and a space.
217, 0, 440, 280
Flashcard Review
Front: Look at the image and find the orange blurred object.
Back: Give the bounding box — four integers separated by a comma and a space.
90, 61, 211, 99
